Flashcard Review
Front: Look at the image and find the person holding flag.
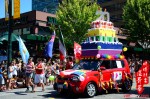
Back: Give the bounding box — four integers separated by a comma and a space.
44, 30, 56, 58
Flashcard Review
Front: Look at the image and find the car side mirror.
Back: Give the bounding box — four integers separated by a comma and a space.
100, 66, 106, 70
98, 66, 106, 72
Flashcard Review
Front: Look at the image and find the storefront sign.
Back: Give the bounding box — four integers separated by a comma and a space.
47, 16, 57, 25
134, 48, 143, 51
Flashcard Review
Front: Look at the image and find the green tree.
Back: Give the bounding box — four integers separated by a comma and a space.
56, 0, 99, 48
123, 0, 150, 49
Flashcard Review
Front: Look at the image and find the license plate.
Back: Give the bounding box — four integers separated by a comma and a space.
57, 84, 63, 88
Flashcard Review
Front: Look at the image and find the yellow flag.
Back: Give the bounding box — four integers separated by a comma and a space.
14, 0, 20, 19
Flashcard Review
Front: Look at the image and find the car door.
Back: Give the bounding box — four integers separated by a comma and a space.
100, 60, 112, 82
111, 60, 125, 81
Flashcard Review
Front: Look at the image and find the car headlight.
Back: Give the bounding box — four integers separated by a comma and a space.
72, 75, 85, 82
72, 75, 80, 81
79, 75, 85, 81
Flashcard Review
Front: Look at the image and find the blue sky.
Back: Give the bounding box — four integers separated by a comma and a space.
0, 0, 32, 18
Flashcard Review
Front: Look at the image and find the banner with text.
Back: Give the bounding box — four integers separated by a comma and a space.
5, 0, 9, 20
14, 0, 20, 19
135, 61, 150, 94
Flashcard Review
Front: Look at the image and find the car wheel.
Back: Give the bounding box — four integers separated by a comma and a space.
85, 82, 97, 98
122, 79, 132, 92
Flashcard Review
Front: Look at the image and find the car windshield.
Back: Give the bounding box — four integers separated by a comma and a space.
72, 60, 102, 70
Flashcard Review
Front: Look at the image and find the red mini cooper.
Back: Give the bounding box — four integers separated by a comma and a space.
53, 58, 132, 98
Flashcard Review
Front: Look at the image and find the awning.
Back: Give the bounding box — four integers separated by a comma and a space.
0, 32, 25, 42
125, 46, 143, 52
22, 34, 50, 41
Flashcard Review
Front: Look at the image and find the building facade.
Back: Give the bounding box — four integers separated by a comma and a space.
0, 11, 57, 58
98, 0, 126, 28
32, 0, 60, 14
31, 0, 126, 28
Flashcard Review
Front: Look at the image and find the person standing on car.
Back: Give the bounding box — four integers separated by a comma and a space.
24, 58, 35, 92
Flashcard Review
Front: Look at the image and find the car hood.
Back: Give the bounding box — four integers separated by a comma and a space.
60, 69, 90, 76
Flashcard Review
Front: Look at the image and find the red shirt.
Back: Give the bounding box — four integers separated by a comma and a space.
36, 63, 44, 74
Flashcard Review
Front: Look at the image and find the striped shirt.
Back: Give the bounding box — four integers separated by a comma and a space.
26, 62, 34, 73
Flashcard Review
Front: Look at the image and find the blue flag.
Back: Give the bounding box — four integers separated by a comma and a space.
45, 30, 56, 58
19, 36, 30, 64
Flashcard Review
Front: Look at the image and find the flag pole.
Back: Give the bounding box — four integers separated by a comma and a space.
7, 0, 12, 75
58, 25, 67, 58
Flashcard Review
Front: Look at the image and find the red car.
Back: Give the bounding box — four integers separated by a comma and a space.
53, 58, 133, 98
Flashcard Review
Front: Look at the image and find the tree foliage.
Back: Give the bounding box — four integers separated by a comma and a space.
56, 0, 99, 48
123, 0, 150, 49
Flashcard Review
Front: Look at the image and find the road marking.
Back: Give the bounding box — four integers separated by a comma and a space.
0, 93, 14, 97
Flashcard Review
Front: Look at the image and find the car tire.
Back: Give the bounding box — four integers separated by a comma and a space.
84, 82, 97, 98
122, 79, 132, 92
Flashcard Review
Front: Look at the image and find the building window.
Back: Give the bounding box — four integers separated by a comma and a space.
27, 27, 30, 31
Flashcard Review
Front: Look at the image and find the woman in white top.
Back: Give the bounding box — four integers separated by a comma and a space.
12, 62, 18, 78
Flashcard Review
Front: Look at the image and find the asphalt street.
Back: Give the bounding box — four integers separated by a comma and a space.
0, 77, 150, 99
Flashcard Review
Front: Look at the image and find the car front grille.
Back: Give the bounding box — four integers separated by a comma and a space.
57, 75, 71, 81
58, 77, 70, 81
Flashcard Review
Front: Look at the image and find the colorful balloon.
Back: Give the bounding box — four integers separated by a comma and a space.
106, 54, 109, 58
108, 55, 111, 59
96, 54, 101, 58
123, 47, 128, 52
49, 75, 55, 81
97, 46, 101, 50
120, 55, 125, 59
117, 54, 120, 58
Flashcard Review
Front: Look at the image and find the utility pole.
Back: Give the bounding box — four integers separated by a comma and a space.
7, 0, 12, 74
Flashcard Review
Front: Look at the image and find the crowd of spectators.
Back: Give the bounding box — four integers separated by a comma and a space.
0, 56, 74, 92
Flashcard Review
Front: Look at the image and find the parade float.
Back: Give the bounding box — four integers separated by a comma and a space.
81, 11, 123, 59
54, 11, 132, 98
